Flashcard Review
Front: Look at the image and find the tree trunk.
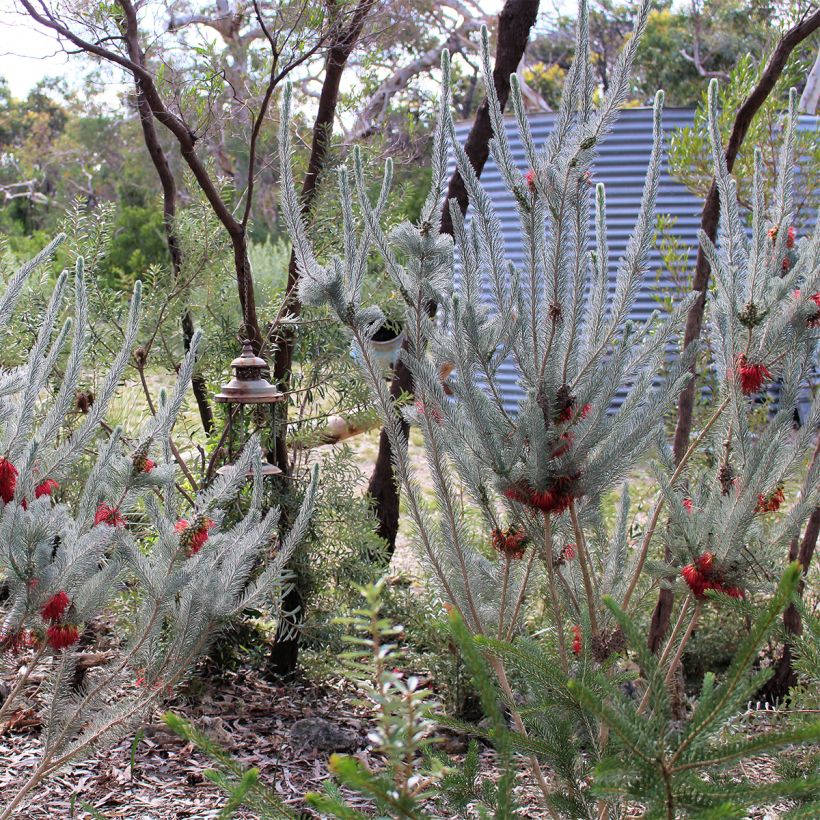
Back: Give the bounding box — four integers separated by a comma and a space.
648, 10, 820, 652
267, 0, 375, 678
127, 68, 215, 436
367, 0, 540, 554
758, 435, 820, 701
799, 48, 820, 114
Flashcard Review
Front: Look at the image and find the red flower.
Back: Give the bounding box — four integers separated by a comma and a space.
681, 563, 706, 597
562, 543, 576, 561
142, 459, 156, 473
0, 457, 18, 504
491, 526, 527, 559
35, 478, 59, 499
524, 168, 536, 191
682, 497, 694, 513
46, 623, 79, 650
755, 485, 785, 514
530, 488, 574, 514
767, 225, 779, 243
786, 226, 796, 249
415, 399, 443, 424
94, 504, 125, 527
734, 354, 771, 395
682, 551, 742, 600
21, 477, 59, 510
551, 430, 574, 458
808, 292, 820, 328
1, 629, 38, 654
558, 401, 592, 424
41, 591, 70, 623
175, 517, 215, 556
782, 257, 791, 272
572, 624, 582, 655
504, 476, 578, 515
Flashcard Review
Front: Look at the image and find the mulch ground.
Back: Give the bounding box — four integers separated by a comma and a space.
0, 664, 546, 819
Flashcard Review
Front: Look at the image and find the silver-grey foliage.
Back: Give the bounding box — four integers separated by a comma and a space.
0, 241, 318, 818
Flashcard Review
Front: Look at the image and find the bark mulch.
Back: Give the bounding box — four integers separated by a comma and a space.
0, 664, 545, 819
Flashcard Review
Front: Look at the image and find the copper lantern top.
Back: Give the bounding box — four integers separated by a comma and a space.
215, 340, 284, 404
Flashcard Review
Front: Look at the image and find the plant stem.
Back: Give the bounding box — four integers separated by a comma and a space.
570, 501, 599, 638
543, 512, 569, 674
498, 556, 511, 639
622, 395, 730, 612
490, 657, 560, 820
663, 603, 700, 686
505, 545, 538, 641
0, 644, 46, 725
637, 596, 693, 715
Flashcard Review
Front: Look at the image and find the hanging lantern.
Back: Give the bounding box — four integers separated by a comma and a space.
213, 340, 285, 478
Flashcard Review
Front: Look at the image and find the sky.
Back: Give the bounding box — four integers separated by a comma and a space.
0, 0, 512, 99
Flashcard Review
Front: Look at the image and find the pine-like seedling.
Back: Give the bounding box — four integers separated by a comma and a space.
279, 0, 819, 812
569, 564, 820, 817
0, 240, 319, 817
306, 578, 443, 818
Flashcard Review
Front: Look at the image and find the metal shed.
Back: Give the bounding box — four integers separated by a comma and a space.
452, 107, 817, 415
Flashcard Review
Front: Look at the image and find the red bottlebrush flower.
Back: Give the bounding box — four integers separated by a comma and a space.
808, 292, 820, 328
572, 624, 582, 656
1, 629, 38, 654
35, 478, 59, 499
524, 168, 536, 191
94, 504, 125, 528
562, 543, 576, 561
135, 670, 146, 688
175, 517, 215, 556
504, 476, 578, 515
132, 450, 156, 474
0, 456, 18, 504
782, 256, 791, 272
46, 623, 79, 650
557, 400, 591, 425
681, 563, 706, 598
503, 486, 527, 504
40, 590, 70, 623
551, 430, 574, 458
682, 497, 694, 513
786, 226, 796, 249
755, 484, 785, 514
682, 552, 743, 600
734, 354, 771, 395
414, 399, 443, 424
767, 225, 779, 243
491, 526, 527, 560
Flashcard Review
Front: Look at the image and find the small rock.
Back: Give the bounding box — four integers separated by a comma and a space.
290, 717, 360, 753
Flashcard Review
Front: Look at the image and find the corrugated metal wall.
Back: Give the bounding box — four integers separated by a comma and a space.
452, 107, 817, 415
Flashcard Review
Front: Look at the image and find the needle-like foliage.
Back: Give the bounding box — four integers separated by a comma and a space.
0, 240, 319, 818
